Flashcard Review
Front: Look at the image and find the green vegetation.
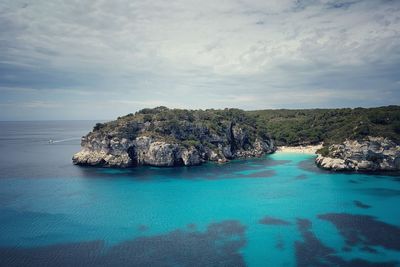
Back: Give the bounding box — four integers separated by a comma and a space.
92, 107, 261, 149
249, 105, 400, 146
93, 106, 400, 148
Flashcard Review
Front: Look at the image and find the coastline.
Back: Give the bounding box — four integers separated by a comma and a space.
276, 144, 323, 154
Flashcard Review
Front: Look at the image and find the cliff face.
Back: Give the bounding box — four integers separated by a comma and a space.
73, 107, 400, 172
72, 108, 275, 168
315, 137, 400, 172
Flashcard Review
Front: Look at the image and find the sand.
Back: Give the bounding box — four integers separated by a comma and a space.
276, 144, 323, 154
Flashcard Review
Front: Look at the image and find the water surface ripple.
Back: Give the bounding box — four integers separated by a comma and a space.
0, 121, 399, 266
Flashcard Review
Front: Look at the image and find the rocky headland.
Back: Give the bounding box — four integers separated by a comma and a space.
73, 107, 275, 168
73, 106, 400, 172
315, 137, 400, 172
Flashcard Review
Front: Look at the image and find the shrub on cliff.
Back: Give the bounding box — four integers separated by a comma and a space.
93, 106, 400, 147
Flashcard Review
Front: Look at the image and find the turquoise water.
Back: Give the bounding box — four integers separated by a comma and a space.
0, 121, 399, 266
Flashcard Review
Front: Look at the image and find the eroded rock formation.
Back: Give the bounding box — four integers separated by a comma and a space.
73, 108, 275, 168
315, 137, 400, 171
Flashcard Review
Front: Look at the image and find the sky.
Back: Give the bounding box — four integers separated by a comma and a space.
0, 0, 399, 120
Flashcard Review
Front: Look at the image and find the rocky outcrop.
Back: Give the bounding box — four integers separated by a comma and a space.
181, 148, 201, 166
315, 137, 400, 172
72, 108, 276, 168
73, 135, 274, 168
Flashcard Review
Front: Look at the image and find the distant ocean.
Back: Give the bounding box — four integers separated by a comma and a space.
0, 121, 399, 266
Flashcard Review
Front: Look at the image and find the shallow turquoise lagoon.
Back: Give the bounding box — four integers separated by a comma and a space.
0, 121, 399, 266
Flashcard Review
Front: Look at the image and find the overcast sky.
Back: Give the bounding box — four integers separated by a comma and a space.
0, 0, 399, 120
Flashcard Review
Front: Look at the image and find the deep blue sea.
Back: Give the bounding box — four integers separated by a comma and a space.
0, 121, 399, 267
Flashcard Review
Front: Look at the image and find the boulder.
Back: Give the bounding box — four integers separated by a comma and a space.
181, 148, 201, 166
142, 142, 179, 167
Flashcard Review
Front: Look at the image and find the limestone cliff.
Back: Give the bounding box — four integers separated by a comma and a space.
73, 107, 276, 167
315, 137, 400, 172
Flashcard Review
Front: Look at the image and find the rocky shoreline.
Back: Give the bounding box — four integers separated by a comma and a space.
74, 133, 400, 172
72, 108, 400, 172
72, 108, 276, 168
315, 137, 400, 172
73, 135, 275, 168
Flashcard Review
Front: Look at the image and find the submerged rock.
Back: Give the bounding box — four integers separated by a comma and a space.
72, 107, 276, 168
315, 137, 400, 172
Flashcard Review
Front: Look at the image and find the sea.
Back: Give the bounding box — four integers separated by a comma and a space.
0, 121, 399, 267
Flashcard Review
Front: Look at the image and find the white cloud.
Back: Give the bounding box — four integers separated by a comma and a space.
0, 0, 399, 119
2, 0, 399, 74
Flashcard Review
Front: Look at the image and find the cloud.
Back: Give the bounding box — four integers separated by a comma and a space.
0, 0, 399, 119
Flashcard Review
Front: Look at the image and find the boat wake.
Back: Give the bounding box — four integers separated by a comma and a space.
48, 138, 80, 144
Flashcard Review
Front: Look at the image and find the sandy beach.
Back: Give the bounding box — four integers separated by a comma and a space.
276, 144, 323, 154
